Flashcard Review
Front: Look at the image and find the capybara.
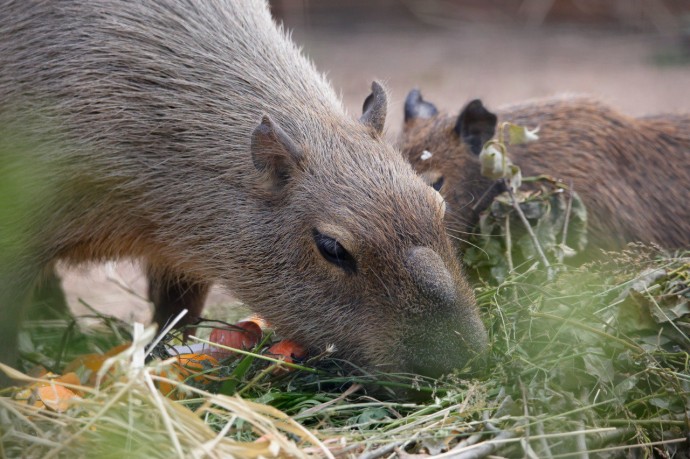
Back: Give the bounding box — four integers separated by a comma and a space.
0, 1, 488, 384
401, 91, 690, 252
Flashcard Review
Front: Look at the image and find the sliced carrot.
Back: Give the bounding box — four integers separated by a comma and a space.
62, 342, 132, 386
208, 321, 262, 359
55, 372, 81, 387
63, 353, 107, 375
266, 340, 307, 373
104, 342, 132, 357
176, 352, 219, 376
37, 384, 79, 413
157, 353, 220, 399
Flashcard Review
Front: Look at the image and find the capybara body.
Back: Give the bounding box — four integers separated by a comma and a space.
401, 93, 690, 251
0, 0, 488, 383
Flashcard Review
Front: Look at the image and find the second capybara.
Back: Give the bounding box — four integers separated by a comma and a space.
401, 91, 690, 252
0, 0, 488, 385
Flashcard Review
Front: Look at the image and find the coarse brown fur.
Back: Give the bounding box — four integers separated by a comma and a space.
401, 93, 690, 252
0, 0, 488, 385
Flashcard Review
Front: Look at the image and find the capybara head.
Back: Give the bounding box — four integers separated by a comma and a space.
399, 89, 499, 234
243, 83, 488, 378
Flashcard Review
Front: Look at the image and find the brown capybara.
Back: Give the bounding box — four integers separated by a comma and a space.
0, 1, 488, 385
401, 90, 690, 252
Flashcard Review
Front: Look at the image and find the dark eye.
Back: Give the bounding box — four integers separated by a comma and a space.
431, 176, 444, 192
313, 230, 356, 274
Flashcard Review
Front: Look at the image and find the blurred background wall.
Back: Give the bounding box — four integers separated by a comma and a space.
272, 0, 690, 31
268, 0, 690, 134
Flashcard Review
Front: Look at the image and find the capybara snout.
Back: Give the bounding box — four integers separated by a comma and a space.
401, 247, 487, 377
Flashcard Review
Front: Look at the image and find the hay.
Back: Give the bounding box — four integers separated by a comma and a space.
2, 246, 688, 458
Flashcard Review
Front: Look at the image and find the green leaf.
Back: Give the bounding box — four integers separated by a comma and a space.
349, 407, 390, 426
507, 164, 522, 191
613, 375, 639, 398
582, 352, 615, 384
649, 298, 690, 323
508, 123, 540, 145
554, 243, 577, 261
479, 144, 507, 180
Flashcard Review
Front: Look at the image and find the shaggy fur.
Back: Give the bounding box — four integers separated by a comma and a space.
0, 0, 488, 383
401, 94, 690, 251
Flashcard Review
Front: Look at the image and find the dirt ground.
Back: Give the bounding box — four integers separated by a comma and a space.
60, 19, 690, 325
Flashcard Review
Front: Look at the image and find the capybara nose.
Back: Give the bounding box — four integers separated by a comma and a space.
404, 246, 457, 310
405, 319, 488, 378
403, 246, 488, 377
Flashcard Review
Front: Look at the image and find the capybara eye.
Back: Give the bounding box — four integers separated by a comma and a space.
313, 230, 356, 274
431, 176, 445, 192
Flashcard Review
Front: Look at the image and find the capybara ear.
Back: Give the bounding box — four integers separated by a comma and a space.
360, 81, 387, 135
251, 115, 303, 190
454, 99, 497, 155
404, 89, 438, 122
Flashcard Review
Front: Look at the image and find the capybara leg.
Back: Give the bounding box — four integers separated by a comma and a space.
146, 267, 210, 335
30, 266, 69, 320
0, 266, 39, 387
